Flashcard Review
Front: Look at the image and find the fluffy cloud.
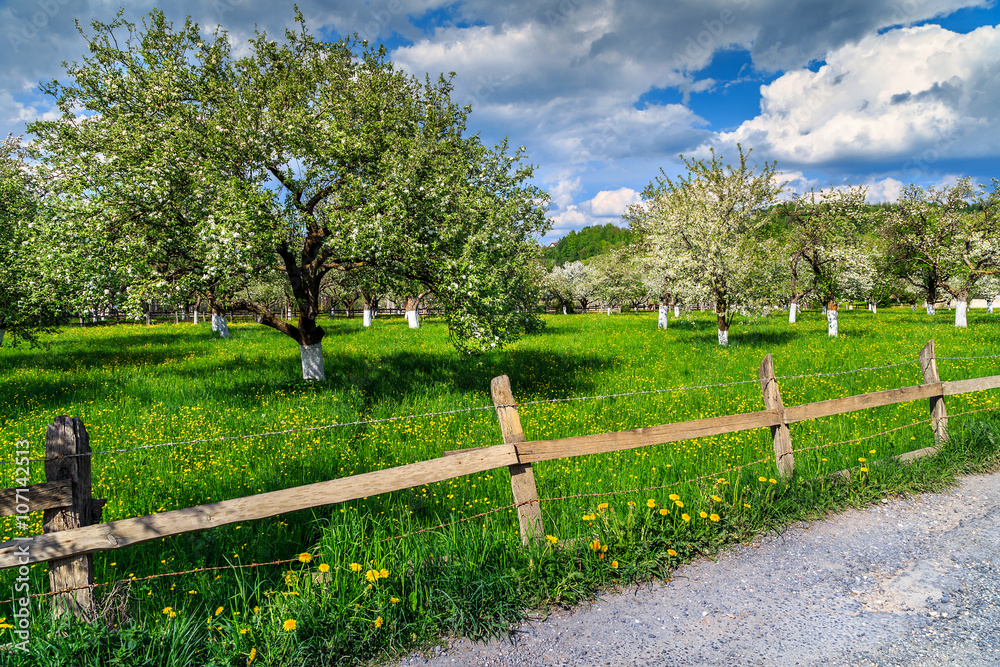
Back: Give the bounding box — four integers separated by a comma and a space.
717, 25, 1000, 167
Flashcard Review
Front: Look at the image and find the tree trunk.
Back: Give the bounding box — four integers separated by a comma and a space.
926, 303, 935, 315
827, 301, 838, 337
0, 328, 4, 346
363, 308, 372, 327
955, 295, 968, 327
788, 300, 797, 324
300, 342, 325, 381
674, 305, 680, 317
872, 302, 877, 314
716, 307, 729, 346
658, 304, 669, 329
988, 298, 995, 315
562, 305, 567, 315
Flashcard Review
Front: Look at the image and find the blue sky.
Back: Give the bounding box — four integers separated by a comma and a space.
2, 0, 999, 242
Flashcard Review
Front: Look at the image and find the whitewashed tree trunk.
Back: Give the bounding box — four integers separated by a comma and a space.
717, 328, 728, 346
956, 299, 968, 327
406, 310, 420, 329
562, 306, 567, 315
674, 305, 680, 317
300, 342, 325, 381
363, 308, 372, 327
606, 307, 611, 316
822, 305, 828, 314
926, 303, 935, 315
212, 314, 230, 338
788, 303, 797, 324
988, 299, 995, 314
658, 305, 669, 329
193, 309, 199, 324
827, 309, 838, 337
911, 304, 916, 312
872, 303, 877, 314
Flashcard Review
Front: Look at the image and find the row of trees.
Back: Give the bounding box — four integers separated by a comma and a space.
1, 10, 550, 378
543, 147, 1000, 345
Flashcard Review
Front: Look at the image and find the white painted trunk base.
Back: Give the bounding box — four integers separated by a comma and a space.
606, 307, 611, 316
674, 306, 680, 317
363, 308, 372, 327
872, 303, 877, 314
956, 300, 968, 327
658, 305, 669, 330
988, 299, 995, 315
562, 306, 567, 315
788, 303, 797, 324
300, 343, 325, 381
926, 304, 935, 315
194, 310, 199, 325
212, 314, 230, 338
718, 328, 728, 346
406, 310, 420, 329
827, 310, 838, 337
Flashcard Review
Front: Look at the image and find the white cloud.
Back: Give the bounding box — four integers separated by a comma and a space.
589, 187, 640, 216
717, 24, 1000, 166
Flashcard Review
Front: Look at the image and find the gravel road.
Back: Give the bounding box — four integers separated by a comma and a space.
397, 470, 1000, 667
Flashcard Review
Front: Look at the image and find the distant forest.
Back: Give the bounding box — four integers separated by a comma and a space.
544, 223, 634, 266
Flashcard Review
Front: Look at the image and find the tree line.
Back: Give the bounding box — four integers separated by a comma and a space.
543, 146, 1000, 345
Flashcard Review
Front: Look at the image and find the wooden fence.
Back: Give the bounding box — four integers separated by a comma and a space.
2, 339, 999, 622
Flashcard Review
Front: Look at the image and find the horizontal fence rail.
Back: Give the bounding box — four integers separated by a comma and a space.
2, 339, 1000, 621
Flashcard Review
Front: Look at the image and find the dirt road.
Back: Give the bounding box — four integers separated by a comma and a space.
397, 470, 1000, 666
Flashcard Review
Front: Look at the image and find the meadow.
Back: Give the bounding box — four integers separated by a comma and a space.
2, 307, 1000, 666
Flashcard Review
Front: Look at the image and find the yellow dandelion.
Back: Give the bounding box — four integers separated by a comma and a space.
162, 607, 173, 615
667, 549, 677, 556
365, 570, 377, 583
247, 647, 257, 665
768, 479, 777, 484
318, 563, 330, 573
589, 539, 601, 552
390, 597, 400, 604
659, 508, 669, 516
674, 500, 684, 508
611, 560, 619, 569
282, 619, 297, 632
349, 563, 363, 572
681, 513, 690, 522
298, 552, 312, 563
545, 535, 558, 544
668, 494, 680, 501
379, 568, 389, 579
215, 606, 224, 617
758, 476, 767, 482
597, 503, 609, 511
699, 511, 708, 519
374, 616, 384, 628
710, 495, 721, 502
710, 514, 720, 522
646, 499, 656, 508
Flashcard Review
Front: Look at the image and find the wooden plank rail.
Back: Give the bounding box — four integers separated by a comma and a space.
515, 410, 782, 464
0, 481, 72, 517
0, 444, 518, 568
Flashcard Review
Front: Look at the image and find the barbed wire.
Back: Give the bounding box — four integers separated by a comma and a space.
938, 354, 1000, 361
1, 357, 924, 466
537, 454, 776, 506
774, 359, 918, 382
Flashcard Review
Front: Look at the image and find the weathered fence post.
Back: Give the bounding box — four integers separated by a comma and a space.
919, 340, 949, 442
491, 375, 544, 544
43, 417, 101, 622
758, 353, 794, 477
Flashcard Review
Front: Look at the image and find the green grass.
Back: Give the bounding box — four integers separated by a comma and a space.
2, 307, 1000, 665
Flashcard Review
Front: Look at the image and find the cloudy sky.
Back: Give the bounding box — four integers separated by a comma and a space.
2, 0, 999, 241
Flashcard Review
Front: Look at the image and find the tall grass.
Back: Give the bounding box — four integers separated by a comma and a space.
2, 307, 999, 665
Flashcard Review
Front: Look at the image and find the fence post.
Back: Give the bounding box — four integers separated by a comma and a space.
758, 353, 794, 477
43, 417, 100, 622
919, 340, 949, 443
490, 375, 544, 544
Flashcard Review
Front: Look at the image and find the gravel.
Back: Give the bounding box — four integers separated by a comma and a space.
395, 470, 1000, 667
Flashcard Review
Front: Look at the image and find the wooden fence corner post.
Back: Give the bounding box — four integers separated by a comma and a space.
918, 340, 949, 443
758, 353, 794, 477
43, 416, 97, 622
490, 375, 544, 545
